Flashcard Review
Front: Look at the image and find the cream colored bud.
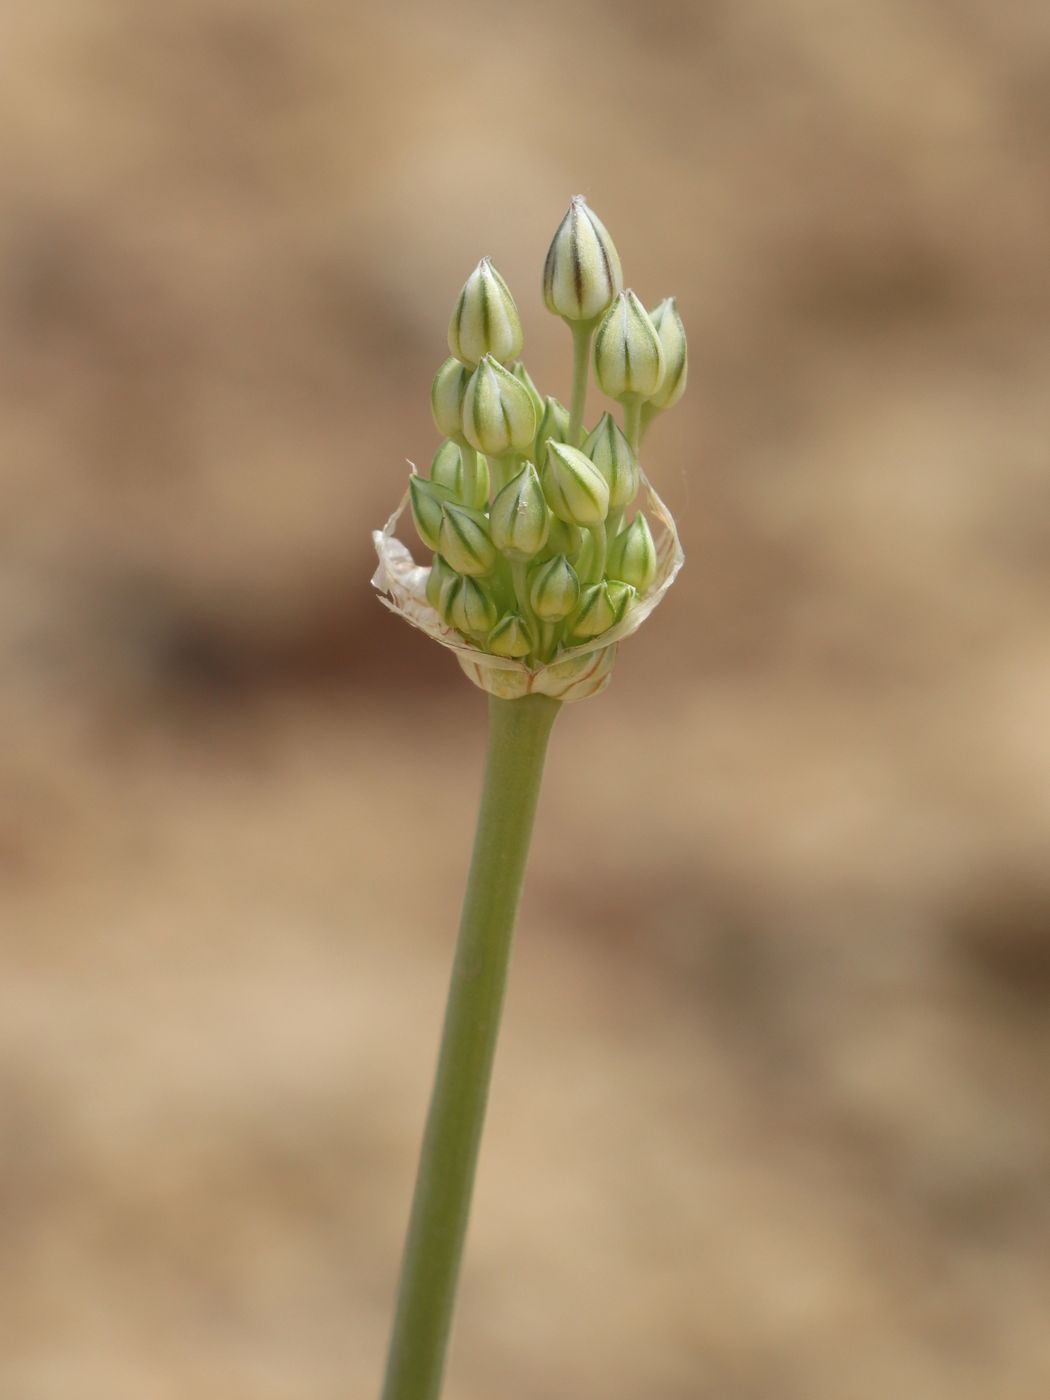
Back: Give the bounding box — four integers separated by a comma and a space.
448, 258, 523, 368
438, 503, 498, 577
447, 575, 498, 635
607, 512, 657, 591
647, 297, 688, 411
487, 612, 534, 659
489, 461, 550, 561
568, 582, 617, 641
431, 357, 470, 438
541, 442, 610, 526
528, 554, 580, 622
462, 355, 537, 457
543, 196, 623, 323
604, 579, 637, 623
581, 412, 640, 510
594, 290, 665, 402
535, 396, 570, 469
512, 361, 544, 423
409, 476, 456, 553
430, 439, 489, 508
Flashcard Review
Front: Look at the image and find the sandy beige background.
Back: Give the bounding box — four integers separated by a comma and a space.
2, 2, 1049, 1397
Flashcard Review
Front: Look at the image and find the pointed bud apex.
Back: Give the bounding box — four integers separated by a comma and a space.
529, 554, 580, 622
489, 461, 551, 561
594, 290, 666, 402
426, 553, 460, 619
431, 357, 470, 438
581, 412, 640, 510
462, 354, 537, 456
487, 612, 535, 659
607, 512, 657, 591
541, 442, 610, 526
604, 579, 637, 623
409, 476, 456, 553
647, 298, 688, 411
447, 575, 498, 635
430, 439, 489, 508
543, 196, 623, 323
535, 396, 571, 469
448, 258, 524, 368
568, 581, 618, 641
512, 361, 544, 422
438, 503, 498, 577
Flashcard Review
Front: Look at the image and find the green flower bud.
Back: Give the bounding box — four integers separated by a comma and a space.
594, 290, 666, 402
604, 579, 636, 623
462, 354, 537, 457
430, 439, 489, 508
512, 361, 544, 423
438, 503, 498, 577
541, 442, 610, 526
431, 357, 470, 439
543, 196, 623, 323
581, 412, 640, 510
574, 529, 596, 581
448, 258, 524, 368
568, 581, 617, 641
606, 512, 657, 591
447, 575, 498, 635
535, 396, 570, 469
647, 297, 687, 411
426, 553, 459, 619
487, 612, 534, 659
529, 554, 580, 622
489, 461, 550, 561
409, 475, 456, 553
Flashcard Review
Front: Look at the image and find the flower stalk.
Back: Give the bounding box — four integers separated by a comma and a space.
380, 693, 562, 1400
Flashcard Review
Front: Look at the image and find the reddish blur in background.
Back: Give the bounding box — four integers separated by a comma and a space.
2, 3, 1049, 1398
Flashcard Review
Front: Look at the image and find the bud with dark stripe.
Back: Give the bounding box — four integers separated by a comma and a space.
431, 357, 470, 439
410, 476, 456, 553
430, 439, 489, 509
581, 412, 640, 511
448, 258, 523, 368
426, 553, 459, 620
529, 554, 580, 622
447, 575, 498, 635
541, 442, 610, 526
489, 461, 550, 561
438, 503, 498, 577
462, 354, 537, 457
487, 612, 534, 658
543, 196, 623, 323
646, 298, 688, 411
594, 290, 665, 402
607, 512, 657, 592
568, 581, 618, 641
534, 396, 570, 469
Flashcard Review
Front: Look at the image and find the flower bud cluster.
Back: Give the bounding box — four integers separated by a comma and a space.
393, 196, 686, 678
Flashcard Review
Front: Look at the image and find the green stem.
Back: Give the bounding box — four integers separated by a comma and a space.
381, 693, 562, 1400
459, 442, 479, 507
568, 319, 595, 446
623, 397, 642, 456
586, 523, 607, 584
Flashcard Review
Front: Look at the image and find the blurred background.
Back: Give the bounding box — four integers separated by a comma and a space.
2, 1, 1049, 1397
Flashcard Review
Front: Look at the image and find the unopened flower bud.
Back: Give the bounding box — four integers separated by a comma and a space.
604, 579, 636, 623
541, 442, 610, 526
594, 290, 665, 402
438, 503, 498, 577
568, 581, 617, 640
512, 361, 544, 423
410, 475, 456, 553
607, 512, 657, 591
581, 412, 640, 510
543, 196, 623, 323
447, 575, 498, 635
489, 461, 550, 561
431, 357, 470, 438
448, 258, 523, 368
487, 612, 534, 658
430, 439, 489, 508
529, 554, 580, 622
535, 396, 570, 469
462, 355, 537, 457
647, 297, 688, 411
426, 553, 459, 619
